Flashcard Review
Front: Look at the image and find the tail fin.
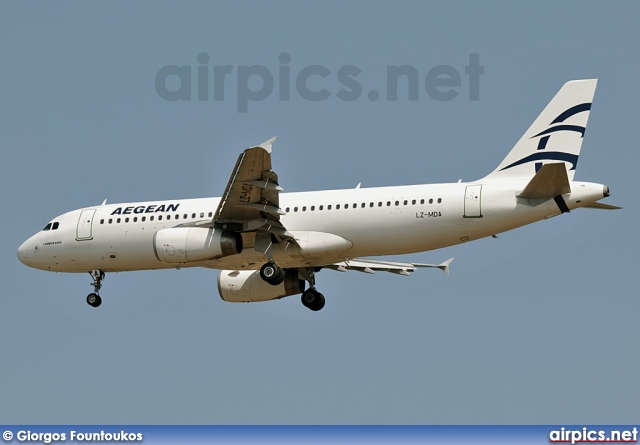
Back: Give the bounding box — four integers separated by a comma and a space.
483, 79, 597, 181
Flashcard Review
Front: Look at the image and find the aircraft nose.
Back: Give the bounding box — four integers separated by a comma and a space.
17, 240, 32, 267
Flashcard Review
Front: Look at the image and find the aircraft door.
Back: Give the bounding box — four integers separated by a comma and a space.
76, 209, 96, 240
464, 185, 483, 218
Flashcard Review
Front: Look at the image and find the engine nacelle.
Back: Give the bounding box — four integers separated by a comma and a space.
153, 227, 242, 263
218, 269, 304, 302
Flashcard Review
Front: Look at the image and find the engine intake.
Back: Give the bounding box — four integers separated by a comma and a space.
154, 227, 242, 263
218, 269, 304, 302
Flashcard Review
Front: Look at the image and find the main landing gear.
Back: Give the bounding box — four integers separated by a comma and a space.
86, 270, 104, 308
301, 288, 325, 311
259, 262, 326, 311
300, 267, 325, 311
260, 261, 285, 285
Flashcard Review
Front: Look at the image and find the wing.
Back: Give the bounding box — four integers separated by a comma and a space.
326, 257, 453, 275
213, 137, 295, 242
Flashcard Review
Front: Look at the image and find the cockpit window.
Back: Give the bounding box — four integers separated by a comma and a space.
42, 223, 52, 231
52, 222, 59, 230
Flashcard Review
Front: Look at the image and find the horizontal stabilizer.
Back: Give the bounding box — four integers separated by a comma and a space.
584, 202, 622, 210
517, 163, 571, 199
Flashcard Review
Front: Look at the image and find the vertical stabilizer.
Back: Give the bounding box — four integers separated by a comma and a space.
483, 79, 597, 181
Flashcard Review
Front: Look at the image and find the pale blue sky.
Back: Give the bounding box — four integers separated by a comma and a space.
1, 1, 637, 423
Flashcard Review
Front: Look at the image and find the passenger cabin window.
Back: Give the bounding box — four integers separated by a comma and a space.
421, 199, 425, 204
438, 198, 442, 203
327, 205, 332, 210
429, 199, 433, 204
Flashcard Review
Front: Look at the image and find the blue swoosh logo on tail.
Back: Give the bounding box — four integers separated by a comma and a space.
532, 124, 586, 139
499, 152, 579, 171
551, 102, 591, 124
501, 103, 590, 172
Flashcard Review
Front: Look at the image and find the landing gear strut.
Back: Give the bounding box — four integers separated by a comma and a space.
260, 261, 285, 286
298, 267, 325, 311
86, 270, 104, 308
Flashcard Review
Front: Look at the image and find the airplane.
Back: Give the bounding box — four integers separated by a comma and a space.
17, 79, 620, 311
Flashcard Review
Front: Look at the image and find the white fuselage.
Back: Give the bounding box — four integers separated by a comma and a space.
17, 179, 608, 274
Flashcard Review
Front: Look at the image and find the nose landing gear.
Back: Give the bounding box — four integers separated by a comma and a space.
86, 270, 104, 308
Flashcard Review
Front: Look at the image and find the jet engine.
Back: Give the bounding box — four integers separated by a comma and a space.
153, 227, 242, 263
218, 269, 304, 302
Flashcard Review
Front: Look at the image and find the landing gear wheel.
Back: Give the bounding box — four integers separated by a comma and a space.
87, 270, 105, 308
301, 289, 325, 311
86, 293, 102, 308
260, 262, 285, 285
